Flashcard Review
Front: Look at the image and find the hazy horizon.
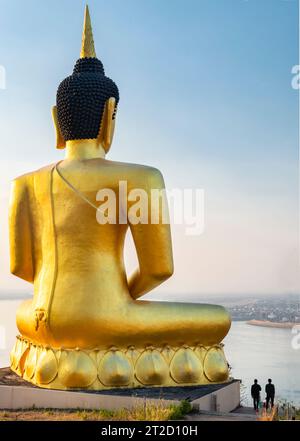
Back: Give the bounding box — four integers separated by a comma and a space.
0, 290, 299, 303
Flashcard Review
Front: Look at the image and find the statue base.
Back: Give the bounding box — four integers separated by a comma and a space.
0, 367, 240, 413
10, 335, 230, 390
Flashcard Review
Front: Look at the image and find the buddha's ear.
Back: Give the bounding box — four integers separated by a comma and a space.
51, 105, 66, 149
98, 97, 117, 153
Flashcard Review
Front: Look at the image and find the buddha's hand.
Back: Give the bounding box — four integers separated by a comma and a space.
34, 308, 47, 331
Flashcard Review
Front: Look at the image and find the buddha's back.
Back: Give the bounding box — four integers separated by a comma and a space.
49, 158, 143, 305
12, 158, 174, 347
37, 159, 135, 318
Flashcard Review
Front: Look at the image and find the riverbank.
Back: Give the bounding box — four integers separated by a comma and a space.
246, 320, 300, 329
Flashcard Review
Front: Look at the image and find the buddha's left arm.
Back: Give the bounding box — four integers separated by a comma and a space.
127, 168, 174, 300
9, 176, 34, 283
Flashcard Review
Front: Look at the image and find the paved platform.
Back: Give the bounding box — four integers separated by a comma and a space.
0, 368, 241, 412
184, 407, 257, 421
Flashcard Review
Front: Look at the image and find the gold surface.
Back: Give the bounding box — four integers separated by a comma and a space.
9, 5, 231, 390
80, 5, 96, 59
11, 336, 230, 390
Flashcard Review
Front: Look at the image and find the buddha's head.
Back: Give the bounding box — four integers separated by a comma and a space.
52, 5, 119, 153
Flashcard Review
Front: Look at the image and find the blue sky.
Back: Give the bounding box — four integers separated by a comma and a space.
0, 0, 298, 299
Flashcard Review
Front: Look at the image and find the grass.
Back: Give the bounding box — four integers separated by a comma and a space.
257, 401, 300, 421
0, 399, 192, 421
276, 400, 300, 421
257, 406, 278, 421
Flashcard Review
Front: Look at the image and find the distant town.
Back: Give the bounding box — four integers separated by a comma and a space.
227, 295, 300, 324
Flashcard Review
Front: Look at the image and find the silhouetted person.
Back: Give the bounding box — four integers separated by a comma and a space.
251, 379, 261, 411
265, 379, 275, 409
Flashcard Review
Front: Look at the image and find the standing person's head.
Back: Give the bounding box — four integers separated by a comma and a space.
254, 379, 258, 384
268, 378, 272, 383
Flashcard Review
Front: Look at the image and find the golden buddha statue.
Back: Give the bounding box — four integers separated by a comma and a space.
9, 6, 231, 390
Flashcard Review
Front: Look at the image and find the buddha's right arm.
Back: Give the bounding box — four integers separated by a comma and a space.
128, 262, 173, 300
9, 177, 34, 283
127, 168, 174, 300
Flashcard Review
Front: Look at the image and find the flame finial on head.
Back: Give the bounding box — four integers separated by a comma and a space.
80, 5, 96, 58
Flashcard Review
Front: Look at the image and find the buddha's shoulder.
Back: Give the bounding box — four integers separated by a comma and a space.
12, 163, 57, 185
103, 160, 164, 184
12, 161, 165, 188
